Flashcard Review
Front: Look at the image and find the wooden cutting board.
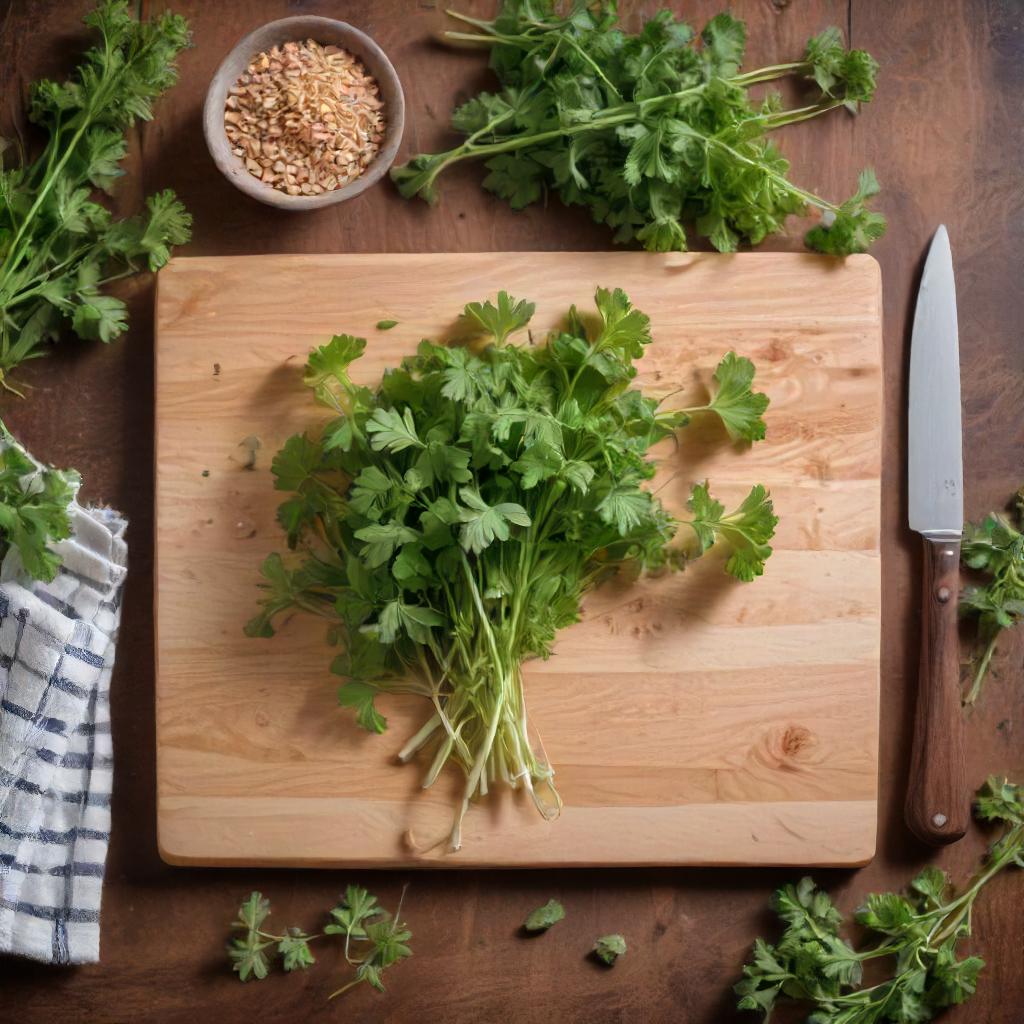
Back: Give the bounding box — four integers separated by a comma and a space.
154, 251, 882, 868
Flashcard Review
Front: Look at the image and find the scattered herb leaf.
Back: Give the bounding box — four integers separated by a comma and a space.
593, 933, 626, 965
376, 319, 399, 331
524, 899, 565, 933
228, 892, 274, 982
227, 886, 411, 999
960, 487, 1024, 705
0, 422, 79, 581
736, 777, 1024, 1022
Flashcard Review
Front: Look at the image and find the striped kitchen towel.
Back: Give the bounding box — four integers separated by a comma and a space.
0, 490, 127, 965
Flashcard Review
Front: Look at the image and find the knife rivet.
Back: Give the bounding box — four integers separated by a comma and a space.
932, 813, 948, 828
936, 586, 951, 603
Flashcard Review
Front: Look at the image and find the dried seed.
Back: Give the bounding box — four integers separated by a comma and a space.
223, 38, 386, 197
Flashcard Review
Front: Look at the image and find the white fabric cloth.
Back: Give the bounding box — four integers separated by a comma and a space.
0, 493, 127, 964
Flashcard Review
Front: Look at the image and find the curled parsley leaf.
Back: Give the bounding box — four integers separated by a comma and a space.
686, 481, 778, 582
227, 885, 412, 1000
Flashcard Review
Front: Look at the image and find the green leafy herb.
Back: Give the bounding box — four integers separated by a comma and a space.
0, 1, 191, 391
0, 422, 79, 581
324, 885, 412, 999
686, 482, 777, 582
524, 899, 565, 933
393, 3, 883, 256
228, 892, 278, 982
247, 288, 774, 848
227, 886, 411, 999
593, 933, 626, 965
684, 353, 769, 442
735, 777, 1024, 1022
960, 487, 1024, 705
376, 319, 399, 331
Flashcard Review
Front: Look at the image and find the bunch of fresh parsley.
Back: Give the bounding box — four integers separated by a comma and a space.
228, 885, 411, 1000
0, 422, 79, 581
393, 2, 884, 256
247, 287, 775, 849
960, 487, 1024, 705
735, 777, 1024, 1023
0, 1, 191, 392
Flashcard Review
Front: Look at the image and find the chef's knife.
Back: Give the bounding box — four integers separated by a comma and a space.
905, 224, 968, 846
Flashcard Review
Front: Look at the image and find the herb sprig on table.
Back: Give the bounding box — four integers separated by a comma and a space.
735, 777, 1024, 1023
394, 2, 884, 256
0, 421, 79, 581
228, 886, 412, 999
247, 288, 775, 849
960, 487, 1024, 705
0, 1, 191, 392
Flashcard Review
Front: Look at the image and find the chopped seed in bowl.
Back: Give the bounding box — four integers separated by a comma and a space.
223, 39, 386, 197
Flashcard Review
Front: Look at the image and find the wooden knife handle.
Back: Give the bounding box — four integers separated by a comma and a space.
905, 536, 968, 845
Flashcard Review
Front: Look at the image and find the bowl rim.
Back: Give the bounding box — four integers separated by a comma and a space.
202, 15, 405, 211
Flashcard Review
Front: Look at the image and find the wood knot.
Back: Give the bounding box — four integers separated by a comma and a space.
757, 724, 818, 772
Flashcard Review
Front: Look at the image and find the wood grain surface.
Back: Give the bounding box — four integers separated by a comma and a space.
1, 0, 1022, 1021
905, 537, 969, 845
154, 251, 882, 867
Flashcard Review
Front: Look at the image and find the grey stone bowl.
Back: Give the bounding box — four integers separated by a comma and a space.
203, 17, 405, 211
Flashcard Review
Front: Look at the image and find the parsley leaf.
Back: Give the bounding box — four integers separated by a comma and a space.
959, 487, 1024, 704
686, 482, 777, 581
687, 352, 770, 442
326, 885, 381, 939
228, 892, 274, 982
367, 407, 425, 453
458, 486, 531, 553
524, 899, 565, 932
304, 334, 367, 390
277, 929, 316, 972
975, 776, 1024, 826
462, 290, 536, 345
593, 934, 627, 965
337, 681, 387, 734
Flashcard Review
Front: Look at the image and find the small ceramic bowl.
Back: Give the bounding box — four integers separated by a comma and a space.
203, 16, 405, 211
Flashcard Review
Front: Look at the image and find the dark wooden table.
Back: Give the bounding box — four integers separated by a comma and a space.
2, 1, 1022, 1021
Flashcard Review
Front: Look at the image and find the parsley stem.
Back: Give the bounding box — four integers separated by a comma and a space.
759, 99, 847, 129
732, 61, 810, 84
327, 977, 362, 1001
965, 632, 998, 705
444, 30, 503, 45
443, 112, 638, 165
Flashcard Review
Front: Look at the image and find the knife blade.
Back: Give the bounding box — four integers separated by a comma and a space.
904, 224, 968, 846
